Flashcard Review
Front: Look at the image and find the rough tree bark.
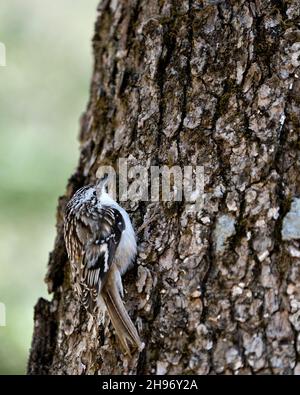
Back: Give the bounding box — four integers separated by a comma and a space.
28, 0, 300, 375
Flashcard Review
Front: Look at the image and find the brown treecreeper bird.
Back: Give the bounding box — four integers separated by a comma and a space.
64, 174, 144, 355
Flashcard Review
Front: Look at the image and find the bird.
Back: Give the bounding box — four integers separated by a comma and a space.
63, 173, 144, 355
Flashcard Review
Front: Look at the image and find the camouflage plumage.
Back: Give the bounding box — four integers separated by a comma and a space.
64, 180, 143, 355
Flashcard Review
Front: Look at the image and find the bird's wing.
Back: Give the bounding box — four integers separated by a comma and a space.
76, 205, 125, 311
82, 206, 125, 290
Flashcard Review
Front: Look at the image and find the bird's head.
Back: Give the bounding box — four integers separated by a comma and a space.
95, 172, 110, 198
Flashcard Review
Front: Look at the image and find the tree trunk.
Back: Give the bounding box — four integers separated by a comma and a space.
28, 0, 300, 375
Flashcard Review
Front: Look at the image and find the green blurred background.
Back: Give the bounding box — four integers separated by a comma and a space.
0, 0, 98, 374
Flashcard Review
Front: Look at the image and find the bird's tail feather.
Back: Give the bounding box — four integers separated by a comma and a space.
102, 281, 144, 356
